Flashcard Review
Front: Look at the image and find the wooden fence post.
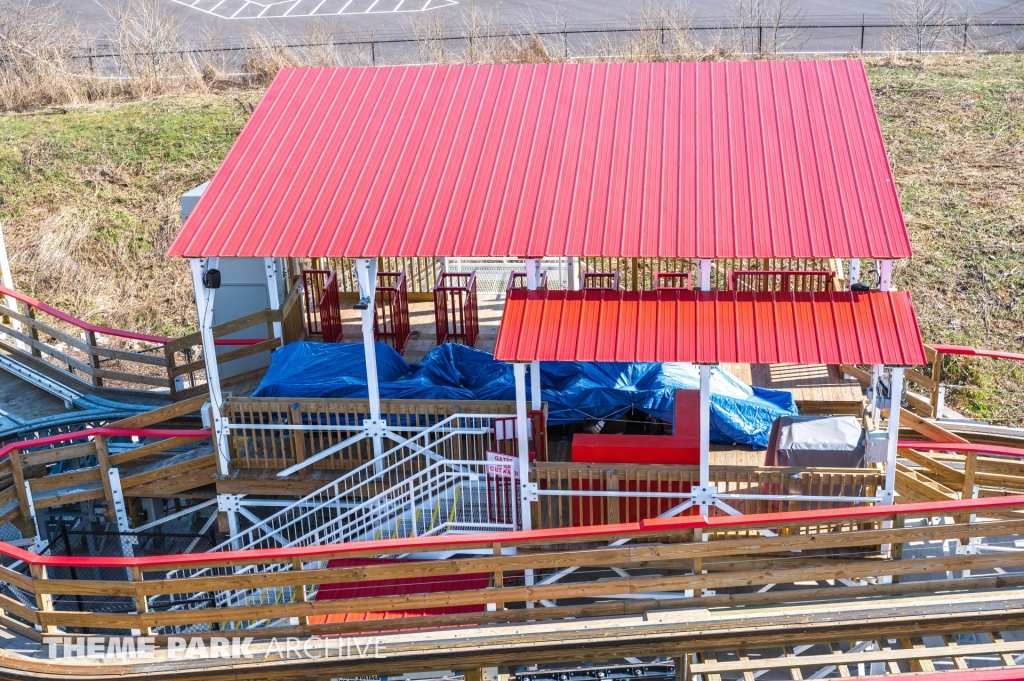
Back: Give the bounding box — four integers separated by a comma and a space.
491, 542, 504, 611
129, 567, 153, 635
165, 345, 178, 399
94, 436, 117, 523
22, 303, 41, 358
8, 448, 30, 525
928, 347, 942, 418
290, 404, 307, 465
291, 557, 309, 626
84, 329, 102, 387
28, 564, 58, 635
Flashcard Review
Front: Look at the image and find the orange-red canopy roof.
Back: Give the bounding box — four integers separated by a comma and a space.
494, 289, 926, 365
168, 60, 910, 260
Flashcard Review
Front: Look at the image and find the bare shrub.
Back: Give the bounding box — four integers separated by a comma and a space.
0, 0, 91, 111
104, 0, 207, 97
888, 0, 963, 53
731, 0, 804, 55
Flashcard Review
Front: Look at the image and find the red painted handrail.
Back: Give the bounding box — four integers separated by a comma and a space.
0, 426, 211, 462
1, 284, 170, 344
0, 492, 1020, 569
929, 344, 1024, 363
0, 284, 261, 347
898, 441, 1024, 459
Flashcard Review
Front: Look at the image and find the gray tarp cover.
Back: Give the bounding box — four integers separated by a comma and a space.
772, 416, 865, 468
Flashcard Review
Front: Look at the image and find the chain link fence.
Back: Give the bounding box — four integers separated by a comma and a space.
70, 17, 1024, 74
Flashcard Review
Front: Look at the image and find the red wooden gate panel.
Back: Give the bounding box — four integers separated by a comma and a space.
319, 272, 343, 343
374, 270, 411, 354
302, 269, 333, 336
433, 271, 479, 347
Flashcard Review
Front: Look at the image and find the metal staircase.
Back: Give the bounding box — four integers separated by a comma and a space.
153, 414, 522, 631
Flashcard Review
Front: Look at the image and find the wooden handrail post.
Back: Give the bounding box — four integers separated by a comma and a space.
928, 347, 943, 418
8, 448, 30, 524
28, 564, 57, 635
21, 303, 41, 358
290, 404, 307, 465
491, 542, 504, 611
129, 567, 153, 636
94, 436, 117, 523
165, 345, 178, 399
84, 329, 103, 387
291, 557, 309, 626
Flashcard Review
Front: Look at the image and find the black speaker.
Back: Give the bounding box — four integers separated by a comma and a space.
203, 269, 221, 289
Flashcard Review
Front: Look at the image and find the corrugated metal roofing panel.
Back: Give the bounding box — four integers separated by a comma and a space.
168, 61, 911, 260
493, 289, 927, 366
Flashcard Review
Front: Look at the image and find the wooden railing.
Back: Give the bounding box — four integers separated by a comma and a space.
0, 284, 304, 400
223, 398, 528, 473
0, 398, 214, 533
2, 496, 1023, 641
843, 343, 1024, 419
532, 462, 881, 531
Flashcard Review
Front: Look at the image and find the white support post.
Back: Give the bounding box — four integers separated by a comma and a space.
849, 259, 861, 286
878, 260, 893, 291
356, 258, 383, 459
698, 259, 712, 291
698, 364, 713, 516
107, 468, 131, 534
882, 367, 904, 506
525, 259, 542, 410
0, 222, 26, 351
264, 257, 282, 339
513, 363, 533, 532
568, 257, 580, 290
189, 258, 229, 475
22, 481, 42, 551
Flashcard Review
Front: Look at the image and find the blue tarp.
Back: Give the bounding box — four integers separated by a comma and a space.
253, 342, 797, 448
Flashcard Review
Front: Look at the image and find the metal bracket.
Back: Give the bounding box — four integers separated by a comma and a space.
521, 482, 539, 503
878, 489, 896, 506
363, 418, 389, 438
217, 494, 243, 514
691, 486, 717, 507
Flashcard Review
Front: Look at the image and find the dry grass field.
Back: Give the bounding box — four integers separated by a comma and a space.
0, 53, 1020, 423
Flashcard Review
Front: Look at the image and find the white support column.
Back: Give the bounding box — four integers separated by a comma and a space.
189, 258, 229, 475
513, 363, 533, 532
0, 222, 26, 350
107, 468, 131, 534
849, 258, 861, 286
568, 257, 580, 290
22, 481, 42, 551
355, 258, 383, 459
878, 260, 893, 291
698, 259, 712, 291
264, 257, 282, 339
698, 364, 713, 516
525, 259, 542, 410
882, 367, 904, 506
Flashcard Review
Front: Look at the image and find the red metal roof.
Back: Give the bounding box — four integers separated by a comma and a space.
494, 289, 926, 365
168, 61, 910, 260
